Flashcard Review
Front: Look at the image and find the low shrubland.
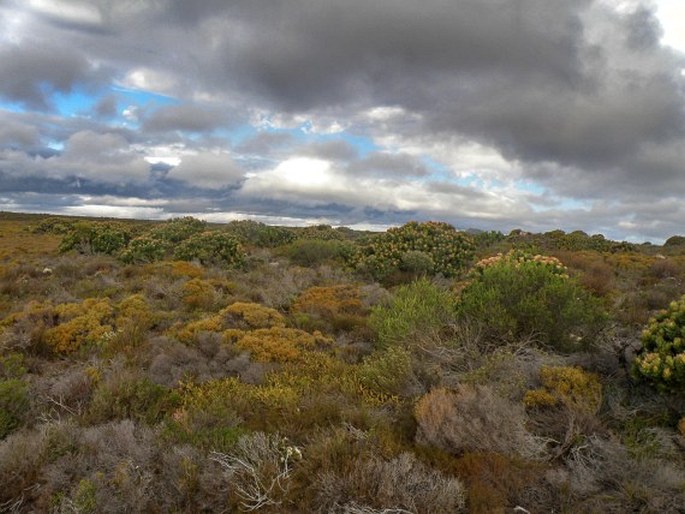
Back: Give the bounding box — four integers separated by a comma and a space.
0, 213, 683, 513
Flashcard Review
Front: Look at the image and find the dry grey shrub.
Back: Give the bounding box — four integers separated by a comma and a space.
211, 431, 302, 512
146, 336, 267, 387
564, 434, 685, 513
318, 452, 466, 514
414, 385, 547, 459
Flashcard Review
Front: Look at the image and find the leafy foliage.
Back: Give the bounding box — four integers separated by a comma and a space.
370, 278, 455, 349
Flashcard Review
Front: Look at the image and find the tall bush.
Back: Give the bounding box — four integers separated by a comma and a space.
457, 250, 605, 351
359, 221, 474, 280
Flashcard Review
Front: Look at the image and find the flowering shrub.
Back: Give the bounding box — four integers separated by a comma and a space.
472, 249, 568, 277
359, 221, 475, 279
633, 295, 685, 392
458, 251, 605, 351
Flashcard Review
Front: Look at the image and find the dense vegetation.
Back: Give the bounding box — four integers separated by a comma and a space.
1, 212, 684, 513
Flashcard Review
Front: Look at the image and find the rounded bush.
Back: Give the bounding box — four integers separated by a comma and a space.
359, 221, 474, 279
119, 236, 169, 264
633, 295, 685, 392
173, 231, 246, 268
458, 250, 606, 351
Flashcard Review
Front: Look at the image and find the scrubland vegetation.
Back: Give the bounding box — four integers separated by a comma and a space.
1, 211, 684, 513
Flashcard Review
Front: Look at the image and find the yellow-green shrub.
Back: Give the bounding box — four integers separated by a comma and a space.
234, 327, 332, 363
181, 278, 217, 311
223, 302, 285, 329
524, 366, 602, 415
43, 298, 114, 354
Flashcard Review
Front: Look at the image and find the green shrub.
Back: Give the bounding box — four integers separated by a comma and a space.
359, 221, 474, 279
174, 231, 245, 268
225, 220, 295, 248
370, 278, 455, 349
119, 235, 169, 263
149, 217, 206, 243
358, 346, 414, 396
633, 295, 685, 392
457, 250, 606, 351
296, 224, 345, 240
0, 379, 29, 439
59, 222, 132, 255
282, 239, 357, 267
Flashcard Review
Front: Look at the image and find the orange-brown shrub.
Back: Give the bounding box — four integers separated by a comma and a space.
234, 327, 333, 363
291, 284, 369, 334
181, 278, 217, 311
223, 302, 285, 329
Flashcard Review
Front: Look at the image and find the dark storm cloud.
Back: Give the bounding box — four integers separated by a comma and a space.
300, 141, 359, 162
142, 104, 227, 133
347, 152, 429, 177
3, 0, 685, 242
0, 43, 106, 110
236, 132, 295, 155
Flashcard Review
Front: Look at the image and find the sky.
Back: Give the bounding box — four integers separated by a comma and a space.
0, 0, 684, 242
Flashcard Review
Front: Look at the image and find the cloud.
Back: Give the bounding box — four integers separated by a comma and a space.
166, 151, 245, 188
142, 104, 227, 133
2, 0, 685, 242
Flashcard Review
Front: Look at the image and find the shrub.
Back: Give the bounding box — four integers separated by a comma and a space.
633, 295, 685, 392
234, 327, 332, 363
358, 221, 475, 279
0, 379, 29, 439
457, 250, 606, 351
664, 235, 685, 247
43, 298, 115, 354
224, 302, 285, 329
524, 366, 602, 415
210, 432, 301, 511
149, 216, 207, 244
370, 278, 455, 349
225, 220, 295, 248
291, 284, 368, 334
297, 224, 345, 241
357, 346, 414, 397
119, 235, 168, 264
282, 239, 357, 267
414, 385, 545, 459
316, 451, 466, 514
174, 231, 245, 268
181, 278, 217, 311
59, 221, 132, 255
87, 372, 179, 425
